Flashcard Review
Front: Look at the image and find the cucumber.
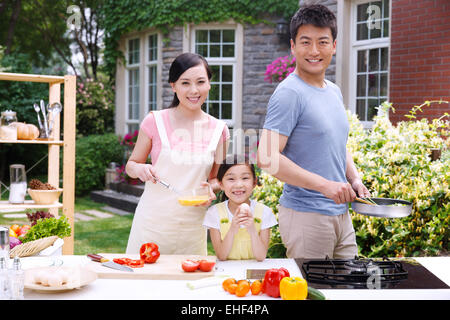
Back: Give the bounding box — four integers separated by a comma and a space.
307, 286, 326, 300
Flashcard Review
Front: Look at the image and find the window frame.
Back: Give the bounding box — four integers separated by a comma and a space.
186, 22, 243, 129
349, 0, 391, 128
144, 32, 163, 113
125, 37, 141, 134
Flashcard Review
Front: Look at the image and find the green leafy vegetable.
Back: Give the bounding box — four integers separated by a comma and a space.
19, 215, 71, 243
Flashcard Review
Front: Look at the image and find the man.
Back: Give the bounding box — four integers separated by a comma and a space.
257, 4, 370, 259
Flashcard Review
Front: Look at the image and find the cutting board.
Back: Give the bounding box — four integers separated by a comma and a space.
86, 254, 217, 280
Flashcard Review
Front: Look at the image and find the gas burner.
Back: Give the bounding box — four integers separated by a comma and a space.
344, 258, 378, 273
299, 257, 408, 289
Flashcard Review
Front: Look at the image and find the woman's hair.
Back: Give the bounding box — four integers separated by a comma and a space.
217, 154, 257, 202
290, 4, 337, 42
168, 52, 212, 108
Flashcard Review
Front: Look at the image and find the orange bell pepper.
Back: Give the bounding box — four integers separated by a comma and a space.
279, 277, 308, 300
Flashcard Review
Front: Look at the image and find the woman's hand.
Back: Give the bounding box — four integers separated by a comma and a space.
194, 181, 217, 207
134, 163, 159, 183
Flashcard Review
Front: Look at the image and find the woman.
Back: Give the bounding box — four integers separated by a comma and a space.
125, 53, 229, 255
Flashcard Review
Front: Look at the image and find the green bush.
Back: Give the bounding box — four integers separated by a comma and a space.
252, 102, 449, 258
76, 77, 115, 136
75, 133, 124, 196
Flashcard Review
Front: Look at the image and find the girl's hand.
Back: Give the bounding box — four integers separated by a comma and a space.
194, 181, 217, 207
135, 163, 159, 183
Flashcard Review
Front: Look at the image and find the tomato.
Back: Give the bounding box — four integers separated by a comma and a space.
181, 259, 200, 272
227, 283, 238, 294
18, 225, 30, 237
222, 278, 236, 292
140, 243, 160, 264
10, 224, 21, 234
113, 258, 144, 268
251, 280, 262, 295
198, 260, 215, 272
235, 280, 250, 297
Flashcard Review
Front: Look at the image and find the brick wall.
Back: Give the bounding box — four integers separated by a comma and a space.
389, 0, 450, 124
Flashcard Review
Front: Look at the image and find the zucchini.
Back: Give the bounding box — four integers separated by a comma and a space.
307, 286, 326, 300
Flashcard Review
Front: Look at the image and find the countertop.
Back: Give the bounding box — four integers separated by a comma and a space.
22, 255, 450, 300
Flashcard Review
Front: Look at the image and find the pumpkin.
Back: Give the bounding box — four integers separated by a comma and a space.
13, 122, 40, 140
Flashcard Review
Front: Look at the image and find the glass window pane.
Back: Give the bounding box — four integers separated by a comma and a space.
356, 99, 366, 120
222, 103, 232, 119
357, 23, 368, 40
370, 24, 381, 39
357, 3, 369, 22
210, 45, 220, 57
222, 30, 235, 42
222, 45, 235, 57
210, 65, 220, 82
369, 48, 379, 72
222, 84, 232, 101
383, 0, 390, 18
196, 30, 208, 43
357, 75, 367, 97
196, 44, 208, 57
380, 73, 388, 97
383, 20, 389, 37
368, 99, 379, 120
222, 65, 233, 82
210, 102, 220, 118
380, 47, 389, 70
210, 30, 220, 43
148, 35, 157, 61
368, 73, 379, 97
209, 84, 220, 101
357, 50, 367, 72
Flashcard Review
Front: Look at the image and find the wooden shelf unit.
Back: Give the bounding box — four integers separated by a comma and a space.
0, 72, 76, 254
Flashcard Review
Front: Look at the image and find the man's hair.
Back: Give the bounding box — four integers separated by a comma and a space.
290, 4, 337, 42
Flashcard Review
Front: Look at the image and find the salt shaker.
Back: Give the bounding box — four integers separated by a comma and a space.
0, 227, 9, 262
9, 256, 24, 300
0, 257, 9, 300
9, 164, 27, 204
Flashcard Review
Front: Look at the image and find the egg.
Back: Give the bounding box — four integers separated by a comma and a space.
39, 271, 49, 286
57, 269, 69, 284
239, 203, 251, 216
46, 273, 64, 287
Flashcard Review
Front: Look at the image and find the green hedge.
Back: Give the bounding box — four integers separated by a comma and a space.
253, 103, 449, 258
75, 133, 124, 196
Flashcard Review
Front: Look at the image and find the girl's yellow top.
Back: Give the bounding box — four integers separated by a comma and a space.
217, 202, 263, 260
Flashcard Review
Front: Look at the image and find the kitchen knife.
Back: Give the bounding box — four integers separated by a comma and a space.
87, 254, 134, 272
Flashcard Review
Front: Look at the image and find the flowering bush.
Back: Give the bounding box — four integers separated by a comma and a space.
120, 130, 139, 147
253, 102, 449, 258
76, 77, 115, 136
264, 56, 296, 83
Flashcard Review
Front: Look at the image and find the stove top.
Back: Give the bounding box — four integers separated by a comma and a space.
295, 257, 449, 289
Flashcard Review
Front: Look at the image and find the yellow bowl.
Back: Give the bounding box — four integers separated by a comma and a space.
177, 187, 209, 206
28, 188, 63, 205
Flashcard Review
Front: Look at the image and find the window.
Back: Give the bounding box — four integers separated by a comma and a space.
126, 38, 140, 134
147, 34, 158, 112
351, 0, 390, 123
193, 28, 237, 123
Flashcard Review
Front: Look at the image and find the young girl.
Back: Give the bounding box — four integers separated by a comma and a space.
203, 156, 277, 261
125, 53, 229, 256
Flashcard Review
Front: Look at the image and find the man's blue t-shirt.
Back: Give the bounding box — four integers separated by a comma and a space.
263, 73, 349, 216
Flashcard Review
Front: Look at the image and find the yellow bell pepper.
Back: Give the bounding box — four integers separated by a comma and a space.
279, 277, 308, 300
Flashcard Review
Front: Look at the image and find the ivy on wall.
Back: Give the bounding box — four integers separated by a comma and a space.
101, 0, 299, 79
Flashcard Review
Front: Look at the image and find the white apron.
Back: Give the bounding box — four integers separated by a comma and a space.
126, 110, 225, 255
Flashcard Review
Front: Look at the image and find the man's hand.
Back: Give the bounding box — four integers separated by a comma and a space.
350, 178, 371, 198
321, 181, 356, 204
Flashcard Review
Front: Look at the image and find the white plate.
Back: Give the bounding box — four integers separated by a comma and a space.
19, 256, 63, 270
24, 266, 97, 293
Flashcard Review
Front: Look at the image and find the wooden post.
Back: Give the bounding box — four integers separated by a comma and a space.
62, 75, 76, 255
48, 82, 61, 218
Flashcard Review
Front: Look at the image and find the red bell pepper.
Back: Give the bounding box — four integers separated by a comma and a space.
262, 267, 290, 298
140, 242, 160, 263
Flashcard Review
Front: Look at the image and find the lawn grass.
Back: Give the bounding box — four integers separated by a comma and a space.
1, 196, 216, 256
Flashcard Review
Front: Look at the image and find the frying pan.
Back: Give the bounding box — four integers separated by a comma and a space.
350, 198, 412, 218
